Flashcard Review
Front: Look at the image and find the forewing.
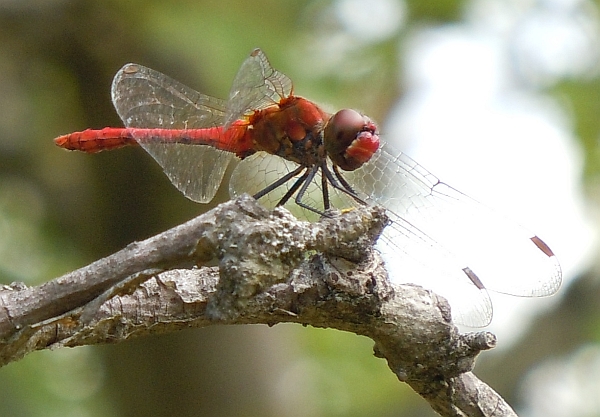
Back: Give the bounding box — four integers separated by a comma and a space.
344, 140, 562, 302
224, 49, 293, 128
111, 63, 233, 203
376, 212, 494, 327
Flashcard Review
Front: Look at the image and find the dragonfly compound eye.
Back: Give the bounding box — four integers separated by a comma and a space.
324, 109, 380, 171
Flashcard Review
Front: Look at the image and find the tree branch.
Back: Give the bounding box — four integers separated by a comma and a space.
0, 195, 515, 416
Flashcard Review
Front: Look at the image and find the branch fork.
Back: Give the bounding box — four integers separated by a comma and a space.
0, 195, 515, 416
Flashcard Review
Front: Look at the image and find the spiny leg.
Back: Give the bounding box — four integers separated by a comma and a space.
275, 167, 311, 207
253, 164, 306, 200
292, 165, 327, 216
324, 164, 367, 205
321, 160, 330, 211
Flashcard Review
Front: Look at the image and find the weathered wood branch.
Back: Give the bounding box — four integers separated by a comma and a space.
0, 195, 515, 416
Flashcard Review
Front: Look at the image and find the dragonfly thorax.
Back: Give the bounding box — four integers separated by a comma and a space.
246, 96, 330, 167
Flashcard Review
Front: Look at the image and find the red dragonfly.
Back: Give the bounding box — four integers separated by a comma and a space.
55, 48, 562, 326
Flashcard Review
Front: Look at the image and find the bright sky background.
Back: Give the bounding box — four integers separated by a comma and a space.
332, 0, 599, 414
328, 0, 595, 335
386, 21, 595, 338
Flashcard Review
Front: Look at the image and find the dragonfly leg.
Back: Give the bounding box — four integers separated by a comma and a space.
253, 164, 305, 200
293, 165, 326, 216
251, 161, 363, 218
321, 161, 330, 211
275, 168, 311, 207
323, 164, 367, 206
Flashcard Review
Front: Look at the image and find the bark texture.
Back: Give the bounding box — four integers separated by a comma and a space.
0, 195, 514, 417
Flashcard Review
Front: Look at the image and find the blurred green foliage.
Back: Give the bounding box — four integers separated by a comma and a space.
0, 0, 599, 416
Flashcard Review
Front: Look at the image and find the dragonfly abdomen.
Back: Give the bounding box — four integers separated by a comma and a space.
54, 127, 138, 153
55, 125, 253, 156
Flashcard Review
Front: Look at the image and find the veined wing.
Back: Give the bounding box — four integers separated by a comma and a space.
111, 63, 232, 203
223, 48, 293, 128
343, 140, 562, 324
230, 140, 561, 326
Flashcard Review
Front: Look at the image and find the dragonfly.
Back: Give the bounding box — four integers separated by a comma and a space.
55, 48, 562, 327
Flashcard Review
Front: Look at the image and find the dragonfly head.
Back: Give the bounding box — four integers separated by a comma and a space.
324, 109, 380, 171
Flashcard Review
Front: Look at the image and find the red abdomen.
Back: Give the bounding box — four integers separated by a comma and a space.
54, 128, 138, 153
55, 124, 254, 156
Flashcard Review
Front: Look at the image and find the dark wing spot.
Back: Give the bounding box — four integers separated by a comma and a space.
531, 236, 555, 257
462, 267, 485, 290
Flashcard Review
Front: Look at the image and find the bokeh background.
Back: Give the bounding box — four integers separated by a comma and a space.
0, 0, 599, 416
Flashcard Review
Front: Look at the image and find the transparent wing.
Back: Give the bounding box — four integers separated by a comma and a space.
230, 151, 494, 326
343, 141, 562, 309
111, 63, 233, 203
223, 48, 293, 128
377, 215, 494, 327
